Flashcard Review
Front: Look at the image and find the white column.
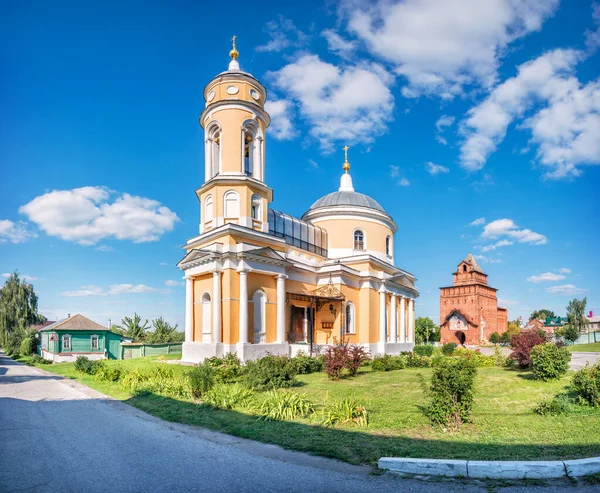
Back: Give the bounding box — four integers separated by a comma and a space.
399, 296, 406, 343
185, 277, 193, 343
408, 298, 415, 343
276, 274, 286, 343
390, 294, 398, 343
239, 270, 248, 344
212, 271, 222, 344
379, 287, 386, 344
204, 139, 211, 182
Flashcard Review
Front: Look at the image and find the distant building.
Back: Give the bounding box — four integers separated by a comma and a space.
543, 316, 567, 334
523, 318, 545, 332
30, 320, 56, 332
439, 254, 508, 345
586, 311, 600, 333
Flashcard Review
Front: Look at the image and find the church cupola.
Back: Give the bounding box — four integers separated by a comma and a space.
196, 37, 273, 235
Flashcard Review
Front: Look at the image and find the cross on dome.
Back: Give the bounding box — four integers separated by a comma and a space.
339, 145, 354, 192
228, 35, 240, 71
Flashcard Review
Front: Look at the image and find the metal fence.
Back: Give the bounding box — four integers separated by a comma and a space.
120, 343, 182, 359
572, 331, 600, 345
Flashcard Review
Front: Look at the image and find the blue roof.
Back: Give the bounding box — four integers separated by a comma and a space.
308, 190, 385, 212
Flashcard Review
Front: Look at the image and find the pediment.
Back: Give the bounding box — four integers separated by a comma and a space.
177, 249, 215, 270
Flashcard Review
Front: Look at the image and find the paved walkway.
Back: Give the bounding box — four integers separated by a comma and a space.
0, 352, 594, 492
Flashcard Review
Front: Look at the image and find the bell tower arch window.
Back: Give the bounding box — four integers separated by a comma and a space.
241, 120, 263, 180
251, 194, 261, 220
224, 190, 240, 219
205, 121, 221, 180
204, 195, 213, 224
386, 235, 392, 257
353, 229, 365, 251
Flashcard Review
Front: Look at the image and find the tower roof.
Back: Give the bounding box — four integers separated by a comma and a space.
461, 253, 484, 273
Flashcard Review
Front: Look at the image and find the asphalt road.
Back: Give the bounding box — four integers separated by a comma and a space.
477, 346, 600, 369
0, 352, 595, 493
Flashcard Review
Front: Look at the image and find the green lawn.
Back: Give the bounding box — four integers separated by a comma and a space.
568, 342, 600, 352
20, 355, 600, 465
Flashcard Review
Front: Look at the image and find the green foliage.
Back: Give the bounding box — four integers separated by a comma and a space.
493, 346, 509, 367
404, 352, 431, 368
530, 343, 571, 381
489, 332, 500, 344
323, 342, 369, 380
562, 324, 581, 345
292, 353, 324, 374
413, 345, 434, 356
415, 316, 440, 344
30, 354, 50, 365
94, 363, 123, 382
322, 398, 368, 427
499, 331, 511, 344
453, 348, 494, 367
257, 390, 314, 420
3, 329, 25, 356
203, 383, 254, 409
529, 309, 555, 321
74, 356, 105, 375
112, 313, 150, 342
205, 353, 242, 383
441, 342, 457, 356
0, 271, 45, 348
187, 363, 214, 398
572, 363, 600, 407
371, 354, 406, 372
534, 395, 570, 416
19, 337, 33, 356
424, 357, 477, 429
243, 355, 298, 390
509, 331, 545, 368
121, 366, 190, 399
566, 297, 589, 337
147, 317, 180, 343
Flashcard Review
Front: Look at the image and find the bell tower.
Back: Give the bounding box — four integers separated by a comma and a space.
197, 37, 273, 235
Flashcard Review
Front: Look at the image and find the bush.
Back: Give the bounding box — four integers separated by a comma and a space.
414, 345, 434, 357
292, 354, 323, 374
489, 332, 500, 344
257, 390, 314, 420
94, 363, 122, 382
441, 342, 457, 356
404, 352, 431, 368
453, 348, 494, 367
244, 355, 298, 390
203, 383, 254, 409
493, 346, 509, 367
75, 356, 93, 373
499, 332, 511, 344
30, 354, 50, 365
534, 395, 570, 416
323, 342, 369, 380
322, 398, 368, 427
346, 344, 369, 376
509, 331, 545, 368
371, 354, 406, 372
530, 343, 571, 381
572, 363, 600, 407
187, 363, 214, 399
121, 366, 190, 399
4, 330, 25, 356
205, 353, 242, 383
424, 357, 477, 429
19, 337, 34, 356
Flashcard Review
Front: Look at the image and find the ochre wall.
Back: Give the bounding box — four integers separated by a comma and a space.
192, 275, 213, 342
311, 217, 393, 257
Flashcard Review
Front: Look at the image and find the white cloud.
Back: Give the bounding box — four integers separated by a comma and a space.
481, 218, 547, 245
346, 0, 558, 98
322, 29, 358, 59
558, 267, 572, 274
389, 165, 400, 177
527, 272, 566, 283
0, 219, 35, 244
460, 48, 600, 179
397, 177, 410, 186
265, 99, 296, 140
95, 245, 114, 252
498, 298, 518, 306
62, 285, 107, 297
481, 239, 514, 252
545, 284, 587, 295
256, 16, 309, 53
159, 262, 169, 266
164, 280, 183, 287
585, 2, 600, 51
2, 272, 38, 281
19, 187, 179, 246
469, 217, 486, 226
108, 284, 156, 295
426, 162, 450, 175
474, 254, 502, 264
390, 165, 410, 185
435, 115, 455, 144
268, 54, 394, 150
308, 159, 320, 169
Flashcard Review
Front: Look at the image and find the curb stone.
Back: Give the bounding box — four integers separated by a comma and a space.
379, 457, 600, 479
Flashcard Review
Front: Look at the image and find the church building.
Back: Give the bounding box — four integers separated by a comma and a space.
439, 254, 508, 345
177, 41, 419, 363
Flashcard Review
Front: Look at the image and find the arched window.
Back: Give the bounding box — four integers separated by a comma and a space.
224, 191, 239, 219
251, 194, 261, 220
354, 229, 365, 250
252, 290, 267, 343
206, 122, 221, 179
204, 195, 213, 223
386, 236, 392, 256
242, 120, 262, 179
463, 264, 467, 272
345, 302, 356, 334
201, 292, 212, 343
244, 134, 253, 176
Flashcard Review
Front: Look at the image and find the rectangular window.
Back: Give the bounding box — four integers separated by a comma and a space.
62, 335, 71, 351
91, 335, 99, 350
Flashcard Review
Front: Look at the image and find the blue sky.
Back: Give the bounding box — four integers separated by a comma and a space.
1, 0, 599, 329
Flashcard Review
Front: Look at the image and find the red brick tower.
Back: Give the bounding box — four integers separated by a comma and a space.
439, 254, 508, 345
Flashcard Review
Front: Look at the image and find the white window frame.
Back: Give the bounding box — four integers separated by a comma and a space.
251, 194, 261, 220
62, 334, 71, 351
91, 334, 99, 350
204, 195, 214, 223
224, 190, 240, 219
353, 229, 365, 251
345, 302, 356, 334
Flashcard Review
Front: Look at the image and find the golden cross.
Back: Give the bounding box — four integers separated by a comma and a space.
231, 35, 237, 50
343, 145, 349, 162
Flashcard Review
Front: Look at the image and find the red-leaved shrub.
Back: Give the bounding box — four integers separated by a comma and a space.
347, 344, 369, 376
324, 342, 370, 380
509, 331, 545, 368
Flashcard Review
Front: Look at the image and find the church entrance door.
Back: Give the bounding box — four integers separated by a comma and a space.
455, 331, 466, 345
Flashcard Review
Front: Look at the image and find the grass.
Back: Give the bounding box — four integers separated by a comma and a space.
568, 342, 600, 352
17, 355, 600, 465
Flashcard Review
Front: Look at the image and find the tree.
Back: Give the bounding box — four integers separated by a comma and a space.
565, 297, 588, 339
507, 321, 521, 338
148, 317, 180, 343
489, 332, 500, 344
113, 313, 149, 342
561, 324, 581, 345
529, 309, 555, 322
499, 332, 511, 344
0, 272, 45, 348
415, 317, 440, 344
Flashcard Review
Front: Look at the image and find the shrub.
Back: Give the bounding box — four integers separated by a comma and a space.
121, 366, 190, 399
203, 383, 254, 409
346, 344, 369, 376
489, 332, 500, 344
322, 398, 368, 427
205, 353, 242, 383
323, 344, 347, 380
19, 337, 33, 356
257, 390, 314, 420
424, 357, 477, 429
453, 348, 494, 367
371, 354, 406, 372
441, 342, 457, 356
244, 355, 298, 390
75, 356, 93, 373
499, 332, 511, 344
94, 363, 122, 382
293, 354, 323, 374
493, 346, 508, 367
30, 354, 50, 365
187, 363, 214, 399
509, 331, 545, 368
530, 343, 571, 381
4, 330, 25, 356
572, 363, 600, 407
404, 352, 431, 368
414, 345, 434, 357
534, 395, 570, 416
